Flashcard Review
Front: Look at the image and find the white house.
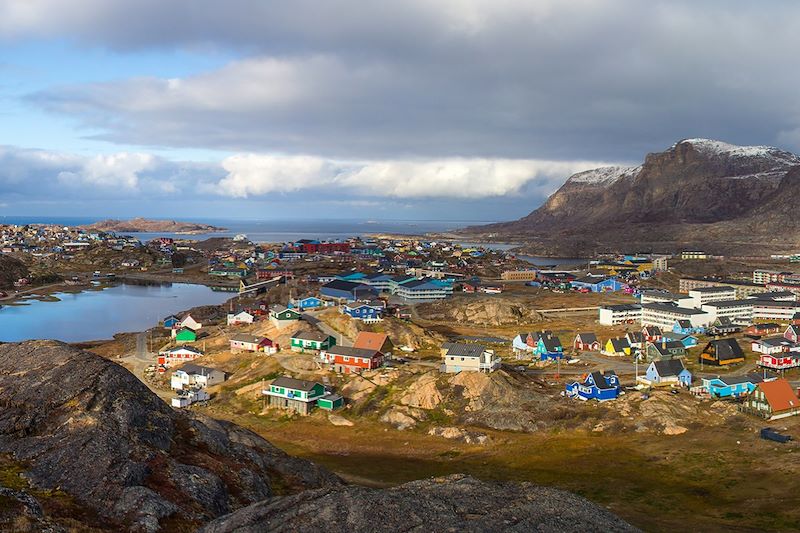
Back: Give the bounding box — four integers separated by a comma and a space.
171, 388, 210, 408
598, 304, 642, 326
227, 310, 255, 325
171, 364, 226, 390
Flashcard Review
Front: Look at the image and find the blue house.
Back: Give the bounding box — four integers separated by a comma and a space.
566, 371, 621, 401
644, 359, 692, 387
336, 271, 368, 282
571, 276, 626, 293
534, 335, 564, 360
672, 319, 705, 335
701, 373, 771, 399
320, 280, 377, 301
660, 332, 698, 349
163, 315, 180, 329
289, 296, 323, 311
342, 302, 383, 321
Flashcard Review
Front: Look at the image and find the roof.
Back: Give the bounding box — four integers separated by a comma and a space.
177, 363, 223, 376
230, 333, 269, 344
642, 302, 708, 315
643, 326, 663, 335
326, 345, 381, 358
626, 331, 644, 343
576, 332, 598, 344
690, 286, 736, 293
444, 343, 485, 358
166, 345, 203, 354
652, 359, 687, 377
649, 340, 685, 355
540, 335, 562, 351
589, 371, 615, 390
756, 379, 800, 413
271, 376, 322, 392
609, 338, 629, 352
716, 374, 764, 386
702, 299, 752, 309
354, 332, 392, 351
706, 338, 745, 360
602, 304, 641, 312
322, 279, 365, 292
292, 330, 333, 342
676, 319, 692, 328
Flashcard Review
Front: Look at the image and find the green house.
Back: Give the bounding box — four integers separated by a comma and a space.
317, 393, 344, 411
175, 327, 197, 344
270, 305, 301, 321
290, 330, 336, 352
264, 376, 326, 415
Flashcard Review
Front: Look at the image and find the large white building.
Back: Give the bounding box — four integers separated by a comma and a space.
701, 299, 753, 324
640, 290, 693, 306
751, 300, 800, 321
641, 302, 712, 329
599, 304, 642, 326
687, 286, 737, 308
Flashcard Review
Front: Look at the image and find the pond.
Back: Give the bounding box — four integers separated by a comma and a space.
0, 283, 233, 343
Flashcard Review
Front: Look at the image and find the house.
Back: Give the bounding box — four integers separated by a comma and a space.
353, 332, 394, 357
230, 333, 277, 354
625, 331, 644, 349
570, 276, 626, 293
177, 314, 202, 331
157, 346, 204, 368
701, 373, 771, 399
262, 377, 326, 415
269, 305, 302, 327
741, 379, 800, 420
645, 340, 687, 361
708, 317, 741, 336
170, 364, 226, 390
171, 388, 210, 408
227, 310, 255, 325
534, 335, 564, 360
574, 332, 600, 352
392, 278, 454, 300
291, 330, 336, 352
512, 331, 548, 354
602, 337, 630, 357
743, 323, 781, 337
673, 319, 705, 335
699, 338, 745, 366
785, 324, 800, 343
289, 296, 324, 311
163, 315, 180, 329
565, 371, 621, 401
758, 351, 800, 371
441, 343, 501, 373
342, 302, 383, 322
643, 359, 692, 387
660, 332, 698, 349
174, 327, 198, 344
751, 336, 794, 355
642, 326, 663, 342
325, 345, 384, 374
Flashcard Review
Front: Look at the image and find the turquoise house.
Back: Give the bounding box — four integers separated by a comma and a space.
702, 374, 768, 399
534, 335, 564, 361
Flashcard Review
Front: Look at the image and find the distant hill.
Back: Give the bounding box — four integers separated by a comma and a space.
463, 139, 800, 255
84, 217, 226, 234
0, 254, 28, 289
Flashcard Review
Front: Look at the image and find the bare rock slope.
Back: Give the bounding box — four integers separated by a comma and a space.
0, 341, 339, 531
200, 474, 638, 533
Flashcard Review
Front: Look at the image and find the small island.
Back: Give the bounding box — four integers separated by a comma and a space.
82, 217, 227, 235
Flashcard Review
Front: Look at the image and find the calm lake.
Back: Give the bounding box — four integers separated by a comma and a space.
0, 283, 233, 343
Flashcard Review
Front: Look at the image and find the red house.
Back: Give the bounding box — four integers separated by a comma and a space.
574, 332, 600, 351
785, 325, 800, 343
326, 345, 383, 374
744, 323, 781, 336
758, 352, 800, 370
642, 326, 663, 343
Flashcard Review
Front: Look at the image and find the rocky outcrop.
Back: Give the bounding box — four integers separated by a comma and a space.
200, 474, 638, 533
464, 138, 800, 254
83, 217, 226, 234
0, 254, 28, 289
0, 341, 340, 531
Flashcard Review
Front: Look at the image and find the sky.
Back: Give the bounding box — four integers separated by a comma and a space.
2, 0, 800, 221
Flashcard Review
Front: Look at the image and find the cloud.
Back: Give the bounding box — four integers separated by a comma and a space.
212, 154, 608, 199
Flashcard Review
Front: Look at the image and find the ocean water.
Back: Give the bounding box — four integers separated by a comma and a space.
0, 217, 495, 244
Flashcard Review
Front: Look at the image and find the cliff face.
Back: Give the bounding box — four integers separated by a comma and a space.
0, 341, 339, 532
467, 139, 800, 254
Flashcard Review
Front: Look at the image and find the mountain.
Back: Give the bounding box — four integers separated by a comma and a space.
0, 341, 339, 532
83, 217, 226, 234
464, 139, 800, 255
0, 342, 636, 532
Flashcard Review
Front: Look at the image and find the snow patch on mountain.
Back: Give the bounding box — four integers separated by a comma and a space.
677, 138, 800, 166
566, 165, 641, 186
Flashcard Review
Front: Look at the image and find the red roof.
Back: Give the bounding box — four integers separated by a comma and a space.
758, 379, 800, 413
353, 332, 392, 352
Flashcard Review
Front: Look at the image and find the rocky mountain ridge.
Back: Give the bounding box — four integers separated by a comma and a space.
83, 217, 226, 234
464, 138, 800, 254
